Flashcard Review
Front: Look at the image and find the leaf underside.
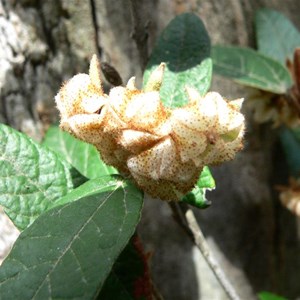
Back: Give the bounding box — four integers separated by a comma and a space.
212, 45, 293, 94
255, 8, 300, 64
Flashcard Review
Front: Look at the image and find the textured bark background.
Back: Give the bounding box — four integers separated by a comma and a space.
0, 0, 300, 299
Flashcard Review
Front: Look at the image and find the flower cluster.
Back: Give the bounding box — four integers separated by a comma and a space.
246, 90, 299, 128
278, 178, 300, 217
246, 48, 300, 128
55, 55, 245, 201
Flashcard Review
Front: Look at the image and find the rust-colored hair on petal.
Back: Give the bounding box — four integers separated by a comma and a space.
55, 55, 245, 201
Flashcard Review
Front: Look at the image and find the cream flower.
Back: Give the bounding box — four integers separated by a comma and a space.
278, 178, 300, 217
55, 55, 245, 201
246, 89, 299, 128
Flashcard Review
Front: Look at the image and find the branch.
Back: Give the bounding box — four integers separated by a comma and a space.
128, 0, 149, 71
89, 0, 103, 58
169, 202, 241, 300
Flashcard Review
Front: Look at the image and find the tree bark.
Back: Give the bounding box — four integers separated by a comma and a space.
1, 0, 300, 299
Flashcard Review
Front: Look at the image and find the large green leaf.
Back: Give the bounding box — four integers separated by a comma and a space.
43, 126, 117, 179
181, 166, 215, 208
212, 46, 293, 94
99, 235, 152, 300
255, 8, 300, 64
0, 123, 85, 230
144, 13, 212, 108
0, 177, 143, 299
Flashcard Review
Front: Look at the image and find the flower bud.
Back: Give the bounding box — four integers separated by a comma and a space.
55, 55, 245, 201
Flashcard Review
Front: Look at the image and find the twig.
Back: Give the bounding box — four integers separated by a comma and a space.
151, 281, 164, 300
169, 202, 241, 300
128, 0, 149, 71
168, 202, 194, 240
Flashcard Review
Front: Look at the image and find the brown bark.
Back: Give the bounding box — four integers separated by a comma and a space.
0, 0, 300, 299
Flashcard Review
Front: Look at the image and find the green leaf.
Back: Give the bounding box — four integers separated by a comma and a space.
43, 126, 118, 179
195, 166, 215, 189
99, 235, 152, 300
0, 123, 86, 230
0, 177, 143, 300
144, 13, 212, 108
212, 45, 293, 94
49, 175, 123, 209
181, 166, 215, 208
255, 8, 300, 64
279, 126, 300, 177
258, 291, 288, 300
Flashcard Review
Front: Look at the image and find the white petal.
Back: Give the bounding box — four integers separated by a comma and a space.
126, 77, 136, 90
81, 96, 107, 113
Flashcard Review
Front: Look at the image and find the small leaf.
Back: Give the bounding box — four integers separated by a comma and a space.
99, 235, 152, 300
144, 13, 212, 108
255, 8, 300, 64
181, 166, 215, 209
279, 126, 300, 177
212, 45, 293, 94
0, 177, 143, 299
0, 123, 85, 230
195, 166, 215, 189
258, 291, 288, 300
43, 126, 118, 179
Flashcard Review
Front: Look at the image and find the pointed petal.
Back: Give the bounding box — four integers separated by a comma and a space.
81, 96, 107, 114
126, 77, 137, 90
185, 86, 201, 103
229, 98, 244, 111
144, 63, 165, 92
89, 54, 103, 92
